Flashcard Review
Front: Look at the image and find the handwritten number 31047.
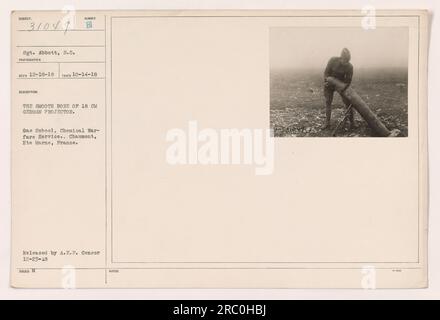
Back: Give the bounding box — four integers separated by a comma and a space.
28, 20, 71, 34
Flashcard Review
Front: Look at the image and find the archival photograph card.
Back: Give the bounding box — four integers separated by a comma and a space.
10, 10, 428, 288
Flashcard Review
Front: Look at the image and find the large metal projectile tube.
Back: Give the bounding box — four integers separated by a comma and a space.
326, 77, 399, 137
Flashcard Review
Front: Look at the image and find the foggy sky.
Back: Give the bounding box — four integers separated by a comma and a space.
270, 27, 408, 70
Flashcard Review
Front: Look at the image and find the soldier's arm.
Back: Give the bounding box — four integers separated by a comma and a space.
342, 65, 353, 92
324, 57, 336, 80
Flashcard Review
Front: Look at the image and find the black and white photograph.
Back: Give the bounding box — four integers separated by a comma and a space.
270, 27, 409, 137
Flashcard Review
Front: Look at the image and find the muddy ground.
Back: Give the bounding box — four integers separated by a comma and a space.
270, 68, 408, 137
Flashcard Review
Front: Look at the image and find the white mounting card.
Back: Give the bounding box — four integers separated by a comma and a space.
11, 10, 428, 288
